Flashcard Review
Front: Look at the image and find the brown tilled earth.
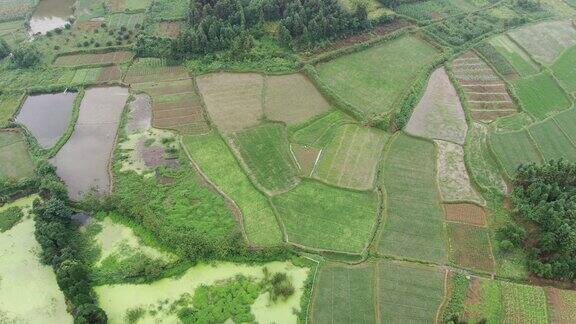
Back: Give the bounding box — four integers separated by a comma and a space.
97, 66, 122, 82
157, 21, 182, 38
54, 51, 134, 67
464, 277, 483, 319
291, 144, 320, 177
448, 222, 495, 273
444, 203, 487, 226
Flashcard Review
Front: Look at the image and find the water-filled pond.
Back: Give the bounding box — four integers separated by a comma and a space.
50, 87, 128, 200
28, 0, 75, 35
16, 92, 76, 149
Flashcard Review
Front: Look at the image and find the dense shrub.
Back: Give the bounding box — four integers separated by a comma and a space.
11, 44, 41, 68
505, 160, 576, 280
475, 42, 516, 76
0, 39, 10, 60
0, 207, 24, 232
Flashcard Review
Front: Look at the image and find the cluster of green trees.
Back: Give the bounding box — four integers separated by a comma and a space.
0, 206, 23, 232
139, 0, 373, 59
502, 160, 576, 280
0, 39, 9, 60
32, 163, 107, 323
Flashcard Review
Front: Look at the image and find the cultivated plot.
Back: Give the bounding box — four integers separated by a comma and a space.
272, 179, 378, 254
290, 109, 354, 149
435, 140, 485, 205
53, 51, 134, 67
554, 108, 576, 144
508, 20, 576, 65
489, 129, 543, 178
489, 34, 539, 77
317, 35, 439, 116
264, 73, 330, 125
291, 144, 321, 177
378, 260, 445, 323
51, 87, 129, 200
461, 278, 503, 323
0, 130, 35, 181
451, 51, 517, 121
313, 123, 389, 191
0, 92, 23, 126
97, 66, 123, 83
156, 21, 182, 38
124, 59, 190, 84
16, 92, 76, 149
406, 67, 468, 145
311, 264, 376, 324
196, 72, 264, 132
512, 72, 571, 120
546, 288, 576, 323
444, 203, 487, 226
378, 134, 446, 263
447, 222, 494, 272
466, 123, 507, 195
183, 133, 283, 247
501, 282, 549, 323
231, 123, 300, 193
0, 196, 73, 324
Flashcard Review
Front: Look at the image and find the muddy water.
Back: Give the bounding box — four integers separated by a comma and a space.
50, 87, 128, 201
29, 0, 76, 35
16, 92, 76, 149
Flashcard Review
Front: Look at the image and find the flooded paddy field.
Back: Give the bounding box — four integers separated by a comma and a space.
29, 0, 76, 35
0, 196, 72, 323
16, 92, 76, 148
51, 87, 128, 200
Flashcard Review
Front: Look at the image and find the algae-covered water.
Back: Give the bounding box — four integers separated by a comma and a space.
96, 261, 310, 323
0, 196, 73, 323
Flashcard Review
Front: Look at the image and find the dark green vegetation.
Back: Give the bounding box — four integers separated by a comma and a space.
0, 206, 23, 232
503, 160, 576, 280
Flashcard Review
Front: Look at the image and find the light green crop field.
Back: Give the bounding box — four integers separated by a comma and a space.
501, 282, 548, 324
313, 124, 389, 191
489, 34, 539, 76
272, 179, 378, 253
512, 72, 571, 120
547, 288, 576, 322
378, 261, 445, 323
463, 278, 503, 323
508, 20, 576, 65
0, 92, 22, 127
528, 119, 576, 162
394, 0, 474, 21
489, 129, 543, 178
311, 264, 376, 323
551, 45, 576, 96
378, 134, 446, 263
317, 35, 439, 116
0, 131, 35, 181
232, 123, 299, 193
183, 132, 283, 247
289, 110, 354, 149
553, 108, 576, 143
447, 222, 494, 273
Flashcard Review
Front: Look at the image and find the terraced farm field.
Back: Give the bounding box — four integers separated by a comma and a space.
290, 110, 354, 149
451, 51, 518, 121
378, 134, 446, 263
313, 123, 389, 190
447, 222, 494, 272
489, 129, 543, 178
317, 35, 440, 116
272, 179, 378, 253
508, 20, 576, 65
502, 282, 549, 323
406, 67, 467, 145
551, 44, 576, 96
0, 92, 23, 126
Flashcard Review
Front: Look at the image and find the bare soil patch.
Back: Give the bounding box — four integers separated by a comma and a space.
444, 203, 487, 226
54, 51, 134, 67
73, 20, 102, 32
196, 72, 264, 133
125, 94, 151, 135
264, 74, 330, 125
291, 144, 320, 177
406, 67, 467, 145
302, 19, 412, 59
124, 66, 189, 84
97, 66, 122, 82
157, 21, 182, 38
448, 222, 495, 273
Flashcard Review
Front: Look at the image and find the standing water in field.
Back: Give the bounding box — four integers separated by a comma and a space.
16, 92, 76, 149
28, 0, 75, 35
50, 87, 128, 201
